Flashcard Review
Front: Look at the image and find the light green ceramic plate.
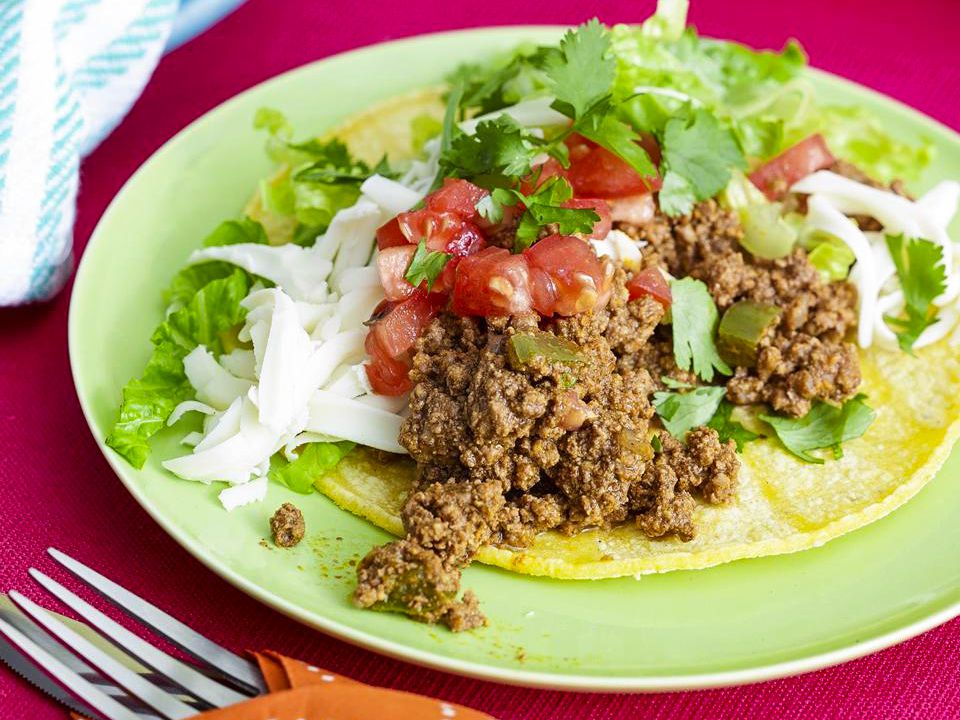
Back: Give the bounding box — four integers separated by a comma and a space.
69, 28, 960, 691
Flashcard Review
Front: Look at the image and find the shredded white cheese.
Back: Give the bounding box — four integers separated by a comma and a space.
793, 172, 960, 350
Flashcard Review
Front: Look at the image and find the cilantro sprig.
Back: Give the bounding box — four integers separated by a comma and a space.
760, 395, 876, 464
669, 278, 732, 382
707, 400, 760, 452
545, 20, 658, 181
481, 176, 600, 252
404, 240, 451, 292
653, 384, 726, 441
883, 233, 947, 354
657, 108, 746, 216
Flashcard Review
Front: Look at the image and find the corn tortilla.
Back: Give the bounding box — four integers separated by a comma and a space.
306, 91, 960, 579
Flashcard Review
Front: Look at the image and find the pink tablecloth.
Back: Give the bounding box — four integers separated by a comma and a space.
2, 1, 960, 718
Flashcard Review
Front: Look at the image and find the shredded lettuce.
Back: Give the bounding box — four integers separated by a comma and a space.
608, 7, 931, 179
269, 441, 355, 494
806, 233, 856, 282
107, 269, 253, 468
165, 219, 268, 309
253, 109, 389, 242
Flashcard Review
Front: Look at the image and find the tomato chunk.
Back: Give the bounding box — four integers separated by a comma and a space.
364, 331, 412, 396
426, 178, 489, 218
563, 198, 612, 241
749, 134, 836, 200
368, 290, 445, 360
524, 235, 609, 317
563, 134, 662, 198
375, 216, 408, 250
376, 245, 417, 302
396, 209, 486, 255
626, 267, 672, 307
452, 247, 533, 316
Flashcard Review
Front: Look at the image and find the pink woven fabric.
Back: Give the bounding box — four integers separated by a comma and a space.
2, 1, 960, 717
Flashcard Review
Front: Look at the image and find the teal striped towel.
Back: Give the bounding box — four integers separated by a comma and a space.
0, 0, 179, 305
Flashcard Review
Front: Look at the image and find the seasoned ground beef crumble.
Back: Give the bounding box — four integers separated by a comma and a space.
355, 193, 863, 630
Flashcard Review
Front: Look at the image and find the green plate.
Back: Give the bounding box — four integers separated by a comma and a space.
69, 28, 960, 691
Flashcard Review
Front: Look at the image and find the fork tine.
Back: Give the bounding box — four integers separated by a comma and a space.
9, 591, 196, 720
0, 616, 145, 720
48, 547, 266, 694
28, 568, 248, 708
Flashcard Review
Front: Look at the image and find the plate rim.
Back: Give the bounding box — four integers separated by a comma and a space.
69, 25, 960, 692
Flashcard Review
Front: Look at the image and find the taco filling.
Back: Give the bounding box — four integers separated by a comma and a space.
107, 2, 960, 633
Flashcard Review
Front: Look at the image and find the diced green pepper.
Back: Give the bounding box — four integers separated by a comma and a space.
717, 300, 781, 368
507, 332, 585, 367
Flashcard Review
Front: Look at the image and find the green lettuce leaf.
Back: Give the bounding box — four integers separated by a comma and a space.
269, 442, 356, 494
106, 269, 253, 468
165, 219, 267, 308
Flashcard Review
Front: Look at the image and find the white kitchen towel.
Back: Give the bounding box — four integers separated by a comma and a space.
0, 0, 179, 305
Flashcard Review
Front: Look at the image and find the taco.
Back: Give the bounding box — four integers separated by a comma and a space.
107, 2, 960, 632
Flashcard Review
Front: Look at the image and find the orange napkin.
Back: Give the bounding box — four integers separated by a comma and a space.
193, 652, 497, 720
71, 652, 496, 720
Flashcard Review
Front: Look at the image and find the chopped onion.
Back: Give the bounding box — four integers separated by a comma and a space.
591, 229, 645, 271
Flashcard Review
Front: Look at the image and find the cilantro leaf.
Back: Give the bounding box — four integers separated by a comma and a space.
449, 45, 556, 115
546, 19, 616, 120
653, 385, 726, 440
442, 115, 542, 181
760, 395, 875, 464
492, 177, 600, 252
882, 233, 947, 354
706, 400, 760, 452
405, 240, 451, 292
670, 278, 731, 382
576, 101, 658, 180
658, 108, 746, 216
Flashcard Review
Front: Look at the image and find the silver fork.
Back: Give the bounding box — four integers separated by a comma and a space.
0, 547, 268, 720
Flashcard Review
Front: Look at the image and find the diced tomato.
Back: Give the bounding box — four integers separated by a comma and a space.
563, 133, 662, 198
452, 247, 533, 316
426, 178, 488, 218
749, 134, 836, 200
376, 245, 417, 302
375, 216, 408, 250
524, 235, 609, 317
368, 290, 445, 360
364, 332, 412, 396
520, 156, 567, 195
428, 256, 457, 295
563, 198, 612, 241
396, 209, 486, 255
626, 267, 672, 307
608, 193, 656, 225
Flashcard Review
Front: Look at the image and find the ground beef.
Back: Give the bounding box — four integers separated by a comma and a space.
631, 429, 738, 540
621, 199, 861, 416
270, 503, 305, 548
353, 271, 739, 630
